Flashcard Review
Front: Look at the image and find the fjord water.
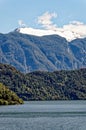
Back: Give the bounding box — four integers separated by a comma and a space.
0, 101, 86, 130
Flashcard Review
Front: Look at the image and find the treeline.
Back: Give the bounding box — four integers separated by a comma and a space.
0, 63, 86, 100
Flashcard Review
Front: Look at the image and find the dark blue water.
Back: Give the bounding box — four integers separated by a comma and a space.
0, 100, 86, 130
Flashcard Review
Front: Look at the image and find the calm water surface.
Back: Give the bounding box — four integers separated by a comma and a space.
0, 100, 86, 130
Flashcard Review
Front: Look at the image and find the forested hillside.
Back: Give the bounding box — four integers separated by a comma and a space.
0, 82, 23, 105
0, 64, 86, 100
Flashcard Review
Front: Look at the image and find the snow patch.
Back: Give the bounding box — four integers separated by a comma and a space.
16, 22, 86, 41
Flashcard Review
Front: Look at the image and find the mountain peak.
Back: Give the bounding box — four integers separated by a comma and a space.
15, 22, 86, 41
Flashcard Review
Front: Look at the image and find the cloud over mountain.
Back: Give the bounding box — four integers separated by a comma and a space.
17, 12, 86, 41
18, 20, 26, 27
38, 12, 57, 30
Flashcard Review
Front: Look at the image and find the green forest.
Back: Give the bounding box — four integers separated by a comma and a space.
0, 83, 23, 105
0, 63, 86, 101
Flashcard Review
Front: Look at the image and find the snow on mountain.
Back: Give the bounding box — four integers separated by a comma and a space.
16, 21, 86, 41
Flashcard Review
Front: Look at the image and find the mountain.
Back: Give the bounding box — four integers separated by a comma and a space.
0, 64, 86, 100
0, 82, 23, 105
69, 38, 86, 68
16, 22, 86, 41
0, 30, 86, 73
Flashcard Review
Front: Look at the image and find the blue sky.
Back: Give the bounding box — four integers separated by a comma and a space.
0, 0, 86, 33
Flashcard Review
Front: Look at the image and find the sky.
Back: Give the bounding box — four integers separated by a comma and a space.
0, 0, 86, 33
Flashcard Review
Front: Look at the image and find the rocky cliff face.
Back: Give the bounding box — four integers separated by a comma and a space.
0, 32, 86, 73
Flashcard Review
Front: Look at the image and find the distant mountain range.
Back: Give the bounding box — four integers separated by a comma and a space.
0, 28, 86, 73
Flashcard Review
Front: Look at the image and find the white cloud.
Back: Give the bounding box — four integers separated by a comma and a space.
37, 12, 57, 30
69, 21, 84, 25
18, 12, 86, 41
18, 20, 26, 27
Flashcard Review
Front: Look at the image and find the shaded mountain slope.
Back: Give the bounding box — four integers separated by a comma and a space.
0, 32, 86, 73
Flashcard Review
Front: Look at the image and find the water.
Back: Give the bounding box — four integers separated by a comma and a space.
0, 100, 86, 130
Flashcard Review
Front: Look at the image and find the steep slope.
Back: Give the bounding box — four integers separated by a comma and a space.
0, 31, 86, 73
0, 64, 86, 100
0, 83, 23, 105
0, 32, 57, 73
69, 38, 86, 68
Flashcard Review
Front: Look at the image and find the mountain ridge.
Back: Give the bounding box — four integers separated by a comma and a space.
0, 31, 86, 73
15, 23, 86, 41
